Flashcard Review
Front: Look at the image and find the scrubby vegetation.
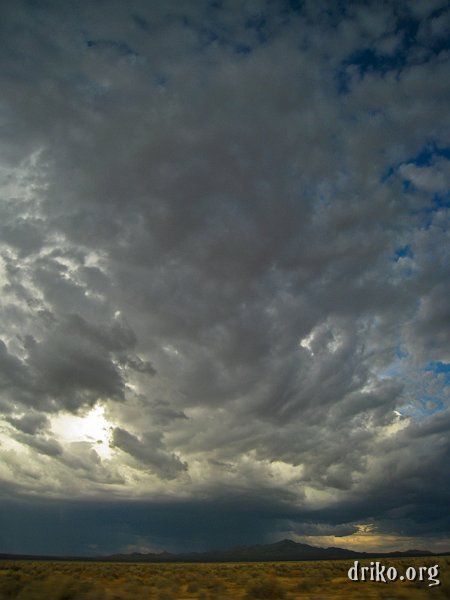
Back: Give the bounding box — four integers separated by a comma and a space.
0, 556, 448, 599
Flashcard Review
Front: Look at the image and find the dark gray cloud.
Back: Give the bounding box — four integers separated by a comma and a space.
111, 427, 187, 480
0, 0, 449, 554
15, 433, 63, 458
7, 412, 49, 435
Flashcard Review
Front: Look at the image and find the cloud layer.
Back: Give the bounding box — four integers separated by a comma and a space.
0, 0, 449, 554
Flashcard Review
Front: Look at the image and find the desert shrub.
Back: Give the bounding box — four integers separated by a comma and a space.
152, 575, 172, 589
157, 591, 176, 600
0, 574, 25, 598
205, 578, 225, 593
186, 581, 199, 592
293, 577, 316, 592
244, 575, 287, 599
15, 573, 91, 600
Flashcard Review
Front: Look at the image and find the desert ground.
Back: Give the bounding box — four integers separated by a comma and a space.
0, 555, 448, 599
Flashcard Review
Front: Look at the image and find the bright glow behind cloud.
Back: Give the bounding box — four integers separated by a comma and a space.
51, 405, 113, 459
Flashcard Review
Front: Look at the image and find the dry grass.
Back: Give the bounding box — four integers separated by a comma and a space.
0, 555, 448, 599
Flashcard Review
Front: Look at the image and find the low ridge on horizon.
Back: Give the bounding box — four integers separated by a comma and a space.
99, 538, 439, 562
1, 537, 444, 564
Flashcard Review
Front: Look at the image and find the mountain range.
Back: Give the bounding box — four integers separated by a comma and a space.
1, 538, 444, 563
101, 538, 438, 563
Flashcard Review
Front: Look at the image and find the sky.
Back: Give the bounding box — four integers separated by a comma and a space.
0, 0, 449, 557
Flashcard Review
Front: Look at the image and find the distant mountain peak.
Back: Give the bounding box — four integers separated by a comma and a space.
271, 539, 314, 549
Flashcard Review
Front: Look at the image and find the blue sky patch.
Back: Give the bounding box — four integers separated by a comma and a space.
407, 144, 450, 167
394, 345, 409, 359
393, 245, 413, 261
381, 143, 450, 183
425, 362, 450, 385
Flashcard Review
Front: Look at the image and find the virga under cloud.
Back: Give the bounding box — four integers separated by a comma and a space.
0, 0, 449, 555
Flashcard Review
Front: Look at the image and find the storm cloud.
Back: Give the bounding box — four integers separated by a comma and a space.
0, 0, 449, 555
